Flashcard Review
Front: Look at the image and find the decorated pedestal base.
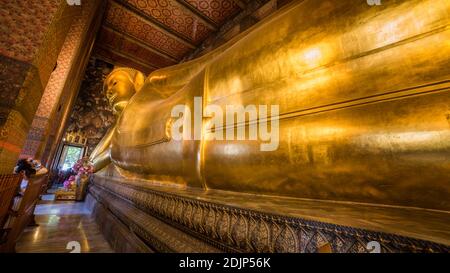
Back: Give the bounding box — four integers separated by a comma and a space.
55, 188, 76, 200
56, 157, 93, 201
55, 175, 90, 201
88, 167, 450, 253
55, 174, 76, 201
75, 174, 89, 201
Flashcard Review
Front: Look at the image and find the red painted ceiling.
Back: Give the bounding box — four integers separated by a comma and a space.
94, 0, 245, 75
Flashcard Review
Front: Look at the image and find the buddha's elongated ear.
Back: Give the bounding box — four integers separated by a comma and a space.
133, 71, 145, 92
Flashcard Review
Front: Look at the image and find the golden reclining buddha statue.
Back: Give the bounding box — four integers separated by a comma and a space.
91, 0, 450, 212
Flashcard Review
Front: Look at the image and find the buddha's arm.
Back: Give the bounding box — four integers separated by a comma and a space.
145, 56, 213, 98
91, 149, 111, 172
144, 24, 247, 98
90, 125, 115, 171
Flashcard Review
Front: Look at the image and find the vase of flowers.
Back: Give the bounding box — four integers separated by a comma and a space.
72, 156, 94, 176
63, 175, 76, 191
72, 157, 94, 201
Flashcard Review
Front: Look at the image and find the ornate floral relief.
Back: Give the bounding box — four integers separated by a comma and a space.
216, 211, 230, 242
249, 218, 270, 252
204, 207, 216, 236
274, 224, 297, 253
231, 214, 249, 250
90, 178, 450, 253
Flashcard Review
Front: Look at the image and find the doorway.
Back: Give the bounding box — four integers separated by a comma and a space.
58, 144, 84, 171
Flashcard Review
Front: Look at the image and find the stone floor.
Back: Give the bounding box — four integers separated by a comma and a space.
15, 194, 113, 253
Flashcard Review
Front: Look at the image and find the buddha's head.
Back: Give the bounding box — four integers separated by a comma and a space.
104, 68, 145, 114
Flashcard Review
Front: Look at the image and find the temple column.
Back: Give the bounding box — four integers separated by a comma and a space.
0, 0, 79, 173
20, 0, 106, 167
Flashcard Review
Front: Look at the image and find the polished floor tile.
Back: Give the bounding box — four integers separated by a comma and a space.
34, 202, 92, 215
15, 198, 113, 253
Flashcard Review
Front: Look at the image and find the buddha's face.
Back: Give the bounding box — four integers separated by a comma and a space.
104, 71, 136, 113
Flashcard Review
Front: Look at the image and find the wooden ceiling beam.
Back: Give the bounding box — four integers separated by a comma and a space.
174, 0, 218, 31
94, 52, 154, 74
102, 25, 179, 63
94, 54, 128, 69
232, 0, 247, 9
96, 43, 160, 71
111, 0, 196, 49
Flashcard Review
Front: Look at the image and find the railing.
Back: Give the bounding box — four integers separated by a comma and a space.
0, 174, 48, 252
0, 174, 23, 234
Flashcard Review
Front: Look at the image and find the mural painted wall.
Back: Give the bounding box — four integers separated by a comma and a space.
66, 57, 115, 155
